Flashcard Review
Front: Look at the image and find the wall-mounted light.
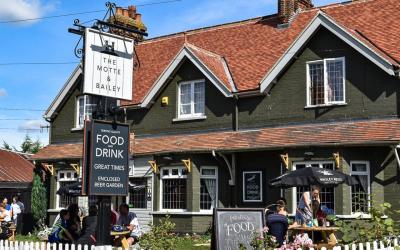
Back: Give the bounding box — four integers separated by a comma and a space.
304, 151, 314, 157
161, 96, 169, 106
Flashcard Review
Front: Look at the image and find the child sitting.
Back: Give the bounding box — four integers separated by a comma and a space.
48, 209, 74, 243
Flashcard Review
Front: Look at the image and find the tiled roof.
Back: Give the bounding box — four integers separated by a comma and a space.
30, 143, 82, 161
0, 150, 34, 183
121, 0, 400, 106
131, 119, 400, 156
32, 119, 400, 159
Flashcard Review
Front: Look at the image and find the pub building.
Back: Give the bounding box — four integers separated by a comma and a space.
32, 0, 400, 233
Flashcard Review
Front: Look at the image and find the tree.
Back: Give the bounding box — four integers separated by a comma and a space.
31, 174, 47, 223
20, 135, 42, 154
1, 141, 16, 151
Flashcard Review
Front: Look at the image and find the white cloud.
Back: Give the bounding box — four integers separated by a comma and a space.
0, 88, 6, 97
18, 119, 46, 131
0, 0, 57, 23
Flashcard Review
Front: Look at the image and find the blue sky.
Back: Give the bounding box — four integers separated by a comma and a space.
0, 0, 338, 150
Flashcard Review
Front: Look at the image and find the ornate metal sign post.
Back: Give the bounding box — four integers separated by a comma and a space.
69, 2, 147, 246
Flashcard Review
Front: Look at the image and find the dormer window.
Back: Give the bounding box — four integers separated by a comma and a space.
306, 57, 346, 107
177, 80, 205, 119
75, 95, 98, 128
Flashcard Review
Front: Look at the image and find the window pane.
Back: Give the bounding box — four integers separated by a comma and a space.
78, 97, 85, 126
85, 96, 97, 121
59, 181, 78, 208
295, 163, 335, 211
180, 84, 191, 105
162, 179, 186, 209
327, 60, 344, 102
202, 169, 216, 176
200, 178, 217, 210
352, 163, 367, 172
351, 181, 369, 213
129, 178, 147, 209
309, 63, 324, 105
194, 82, 205, 114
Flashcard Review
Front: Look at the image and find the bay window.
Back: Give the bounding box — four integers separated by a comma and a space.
307, 57, 345, 106
161, 167, 187, 211
177, 80, 205, 119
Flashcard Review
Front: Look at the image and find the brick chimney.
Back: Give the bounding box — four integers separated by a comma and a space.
278, 0, 313, 23
110, 5, 147, 41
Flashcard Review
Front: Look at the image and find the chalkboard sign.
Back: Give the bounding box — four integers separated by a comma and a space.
87, 120, 130, 196
213, 208, 265, 250
243, 171, 263, 202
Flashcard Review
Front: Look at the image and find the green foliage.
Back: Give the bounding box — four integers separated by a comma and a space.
31, 175, 47, 223
337, 199, 400, 244
2, 140, 14, 151
20, 135, 42, 154
139, 215, 179, 250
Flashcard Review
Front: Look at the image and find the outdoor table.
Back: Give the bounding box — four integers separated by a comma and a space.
110, 230, 131, 249
289, 226, 339, 247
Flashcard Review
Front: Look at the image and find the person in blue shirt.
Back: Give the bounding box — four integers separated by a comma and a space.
266, 200, 289, 247
48, 210, 74, 243
1, 198, 11, 211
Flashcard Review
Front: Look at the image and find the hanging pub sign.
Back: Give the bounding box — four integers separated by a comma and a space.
243, 171, 263, 202
83, 28, 134, 100
83, 120, 130, 196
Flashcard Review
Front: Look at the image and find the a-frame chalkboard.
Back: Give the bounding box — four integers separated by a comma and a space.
212, 208, 265, 250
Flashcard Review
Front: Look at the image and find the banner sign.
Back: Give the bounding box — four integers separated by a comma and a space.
212, 208, 265, 250
84, 28, 134, 100
243, 171, 263, 202
87, 120, 130, 196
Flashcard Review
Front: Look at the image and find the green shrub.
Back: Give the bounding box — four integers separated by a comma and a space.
31, 174, 47, 223
336, 199, 400, 244
139, 215, 179, 250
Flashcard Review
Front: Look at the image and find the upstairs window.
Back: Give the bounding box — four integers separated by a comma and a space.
307, 57, 345, 107
178, 80, 205, 119
75, 96, 117, 128
76, 95, 98, 128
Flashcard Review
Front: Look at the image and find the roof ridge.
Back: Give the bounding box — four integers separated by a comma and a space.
139, 15, 273, 45
300, 0, 376, 13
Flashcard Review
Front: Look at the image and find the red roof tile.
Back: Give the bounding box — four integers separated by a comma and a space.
30, 143, 83, 161
131, 119, 400, 155
0, 150, 34, 183
120, 0, 400, 106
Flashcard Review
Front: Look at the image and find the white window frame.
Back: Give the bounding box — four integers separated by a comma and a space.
350, 161, 371, 215
56, 170, 78, 209
291, 161, 335, 214
75, 95, 97, 129
306, 57, 346, 107
160, 167, 187, 212
242, 171, 263, 202
177, 79, 206, 119
200, 166, 218, 212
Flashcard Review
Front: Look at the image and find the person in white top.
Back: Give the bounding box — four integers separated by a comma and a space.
11, 197, 22, 225
117, 204, 141, 246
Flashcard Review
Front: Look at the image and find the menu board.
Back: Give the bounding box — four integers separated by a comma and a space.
243, 171, 263, 202
212, 208, 265, 250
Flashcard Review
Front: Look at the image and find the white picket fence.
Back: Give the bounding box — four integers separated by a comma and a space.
0, 240, 122, 250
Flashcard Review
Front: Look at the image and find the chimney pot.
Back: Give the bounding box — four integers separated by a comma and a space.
122, 9, 129, 17
128, 5, 137, 18
135, 13, 142, 23
115, 7, 123, 15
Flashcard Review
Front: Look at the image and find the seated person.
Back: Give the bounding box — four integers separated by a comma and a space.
266, 200, 289, 247
117, 204, 141, 246
75, 205, 97, 245
0, 203, 11, 223
48, 210, 74, 243
67, 204, 81, 241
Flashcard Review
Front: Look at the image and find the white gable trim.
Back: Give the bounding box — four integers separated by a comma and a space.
259, 11, 396, 93
44, 64, 82, 119
140, 46, 232, 108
